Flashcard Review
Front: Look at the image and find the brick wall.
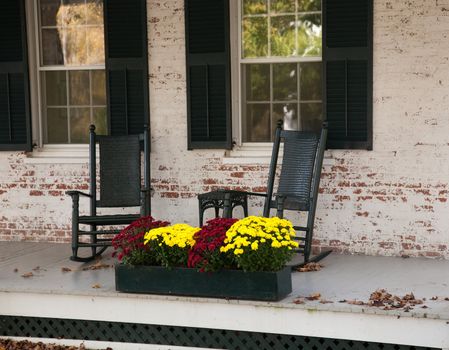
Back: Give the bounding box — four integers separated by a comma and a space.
0, 0, 448, 258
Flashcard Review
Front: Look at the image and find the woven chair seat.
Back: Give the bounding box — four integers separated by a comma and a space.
78, 214, 141, 226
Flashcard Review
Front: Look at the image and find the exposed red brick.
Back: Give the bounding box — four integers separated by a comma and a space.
29, 190, 44, 196
202, 178, 217, 185
331, 165, 349, 172
379, 241, 394, 249
230, 172, 244, 178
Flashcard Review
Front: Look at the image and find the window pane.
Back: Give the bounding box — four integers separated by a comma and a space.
273, 63, 297, 101
243, 0, 267, 15
273, 103, 298, 131
64, 28, 87, 65
86, 26, 105, 65
242, 17, 268, 58
42, 29, 64, 65
91, 70, 106, 105
270, 15, 296, 57
298, 0, 321, 12
93, 107, 107, 135
44, 71, 67, 106
46, 108, 68, 143
243, 104, 270, 142
300, 102, 322, 132
245, 64, 270, 101
86, 0, 104, 25
69, 71, 90, 105
70, 108, 90, 143
300, 62, 322, 100
297, 14, 322, 56
271, 0, 295, 13
62, 0, 87, 25
39, 0, 61, 27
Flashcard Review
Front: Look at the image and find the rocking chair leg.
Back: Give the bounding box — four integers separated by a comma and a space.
71, 247, 79, 261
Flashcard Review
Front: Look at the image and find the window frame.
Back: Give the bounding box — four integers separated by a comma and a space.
26, 0, 106, 152
230, 0, 323, 149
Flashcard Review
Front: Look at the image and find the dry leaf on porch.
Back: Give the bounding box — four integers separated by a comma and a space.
319, 299, 334, 304
306, 293, 321, 301
92, 284, 101, 289
21, 272, 34, 278
61, 267, 72, 273
346, 300, 365, 306
298, 262, 323, 272
293, 298, 305, 304
82, 263, 113, 271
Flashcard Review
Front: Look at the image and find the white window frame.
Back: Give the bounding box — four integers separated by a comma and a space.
25, 0, 105, 163
228, 0, 322, 161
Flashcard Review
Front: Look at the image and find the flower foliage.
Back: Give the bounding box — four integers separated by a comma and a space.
187, 218, 238, 272
220, 216, 299, 272
144, 224, 200, 268
111, 216, 170, 266
114, 216, 299, 272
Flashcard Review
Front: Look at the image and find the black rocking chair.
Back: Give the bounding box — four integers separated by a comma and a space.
198, 121, 329, 268
67, 125, 151, 262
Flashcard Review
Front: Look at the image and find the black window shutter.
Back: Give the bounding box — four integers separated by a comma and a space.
323, 0, 373, 150
0, 0, 31, 151
185, 0, 232, 150
104, 0, 149, 136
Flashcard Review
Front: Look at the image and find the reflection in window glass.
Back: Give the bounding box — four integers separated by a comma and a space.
38, 0, 106, 144
242, 62, 322, 142
241, 0, 322, 142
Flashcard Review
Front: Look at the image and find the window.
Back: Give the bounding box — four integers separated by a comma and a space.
37, 0, 106, 144
239, 0, 322, 143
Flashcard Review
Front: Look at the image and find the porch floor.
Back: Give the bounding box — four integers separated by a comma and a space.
1, 241, 449, 348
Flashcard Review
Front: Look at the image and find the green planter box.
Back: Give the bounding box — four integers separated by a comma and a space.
115, 264, 292, 301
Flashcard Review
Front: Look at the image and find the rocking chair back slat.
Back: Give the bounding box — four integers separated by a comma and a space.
277, 131, 319, 211
97, 134, 141, 207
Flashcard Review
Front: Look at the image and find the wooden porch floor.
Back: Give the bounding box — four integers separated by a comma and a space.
0, 242, 449, 349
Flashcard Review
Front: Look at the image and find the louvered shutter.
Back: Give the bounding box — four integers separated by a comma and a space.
104, 0, 149, 136
323, 0, 373, 150
0, 0, 31, 151
185, 0, 232, 149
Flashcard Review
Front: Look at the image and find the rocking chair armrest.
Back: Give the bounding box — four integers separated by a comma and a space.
66, 190, 92, 198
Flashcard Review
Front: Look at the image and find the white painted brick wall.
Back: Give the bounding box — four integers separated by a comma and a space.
0, 0, 448, 258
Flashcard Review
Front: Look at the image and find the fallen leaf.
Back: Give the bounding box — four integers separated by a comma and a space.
61, 267, 72, 273
21, 272, 34, 278
13, 268, 18, 273
82, 263, 113, 271
92, 284, 101, 289
431, 296, 438, 300
444, 297, 449, 301
298, 262, 323, 272
421, 305, 429, 309
306, 292, 321, 301
347, 300, 365, 306
293, 298, 305, 304
319, 299, 334, 304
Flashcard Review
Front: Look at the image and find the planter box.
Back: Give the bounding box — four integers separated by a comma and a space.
115, 264, 292, 301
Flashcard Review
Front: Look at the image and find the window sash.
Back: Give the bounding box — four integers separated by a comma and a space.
33, 0, 106, 145
235, 0, 322, 145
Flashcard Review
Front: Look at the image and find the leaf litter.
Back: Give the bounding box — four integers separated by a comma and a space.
293, 289, 428, 312
297, 262, 323, 272
0, 338, 112, 349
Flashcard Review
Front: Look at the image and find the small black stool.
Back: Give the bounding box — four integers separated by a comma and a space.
198, 190, 249, 226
